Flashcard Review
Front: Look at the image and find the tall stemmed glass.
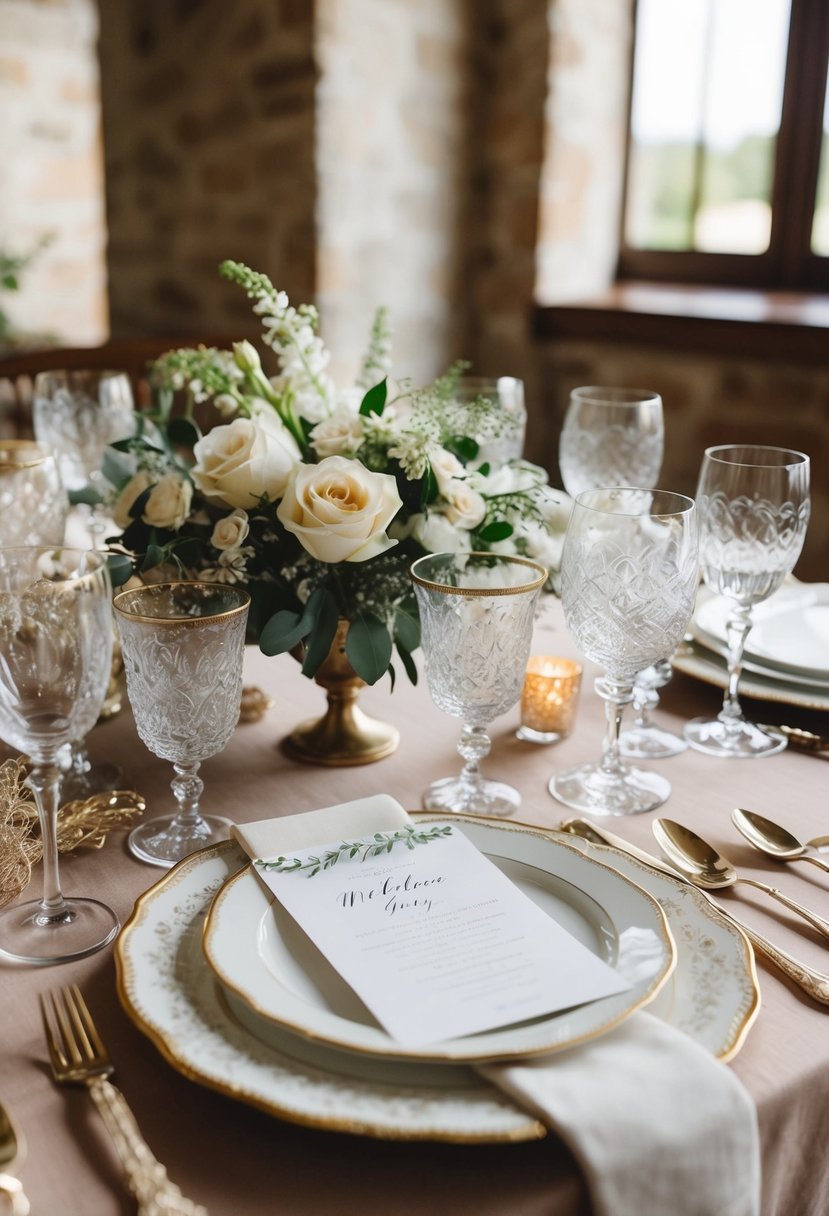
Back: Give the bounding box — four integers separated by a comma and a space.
559, 385, 685, 757
113, 582, 250, 867
0, 440, 68, 547
685, 445, 810, 758
550, 489, 699, 816
411, 552, 546, 817
619, 660, 688, 759
33, 369, 135, 797
0, 548, 118, 963
558, 386, 664, 499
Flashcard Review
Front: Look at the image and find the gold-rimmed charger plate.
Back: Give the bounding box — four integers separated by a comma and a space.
203, 816, 675, 1064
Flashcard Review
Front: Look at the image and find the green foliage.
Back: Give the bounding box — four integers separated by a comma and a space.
255, 824, 454, 877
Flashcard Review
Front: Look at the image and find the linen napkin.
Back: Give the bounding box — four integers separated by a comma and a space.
232, 799, 760, 1216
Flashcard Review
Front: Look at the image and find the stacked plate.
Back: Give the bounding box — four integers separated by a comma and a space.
674, 582, 829, 712
114, 816, 760, 1143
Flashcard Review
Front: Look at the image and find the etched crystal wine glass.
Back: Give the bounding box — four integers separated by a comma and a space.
0, 547, 117, 963
558, 386, 664, 500
453, 377, 527, 463
411, 552, 546, 816
619, 659, 688, 759
0, 440, 68, 547
684, 444, 810, 758
113, 581, 250, 867
33, 369, 135, 796
549, 488, 699, 816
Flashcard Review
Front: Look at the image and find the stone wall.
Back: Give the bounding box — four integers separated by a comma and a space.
0, 0, 108, 347
97, 0, 318, 341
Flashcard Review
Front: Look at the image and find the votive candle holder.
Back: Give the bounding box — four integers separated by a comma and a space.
516, 656, 582, 744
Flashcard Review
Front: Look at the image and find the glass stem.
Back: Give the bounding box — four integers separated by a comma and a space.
170, 761, 204, 828
720, 603, 753, 726
457, 724, 490, 795
596, 677, 635, 778
69, 741, 91, 780
27, 763, 72, 925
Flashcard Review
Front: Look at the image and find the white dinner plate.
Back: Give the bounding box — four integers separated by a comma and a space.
114, 833, 759, 1142
693, 583, 829, 682
203, 817, 675, 1063
673, 638, 829, 712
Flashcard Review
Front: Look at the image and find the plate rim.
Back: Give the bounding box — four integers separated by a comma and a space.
202, 814, 676, 1063
114, 840, 547, 1144
673, 638, 829, 712
694, 583, 829, 681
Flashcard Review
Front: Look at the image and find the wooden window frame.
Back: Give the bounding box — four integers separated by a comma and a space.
616, 0, 829, 293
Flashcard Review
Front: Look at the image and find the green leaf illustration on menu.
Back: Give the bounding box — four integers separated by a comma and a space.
255, 824, 453, 878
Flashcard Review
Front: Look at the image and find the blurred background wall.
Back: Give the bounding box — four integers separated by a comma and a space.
1, 0, 826, 576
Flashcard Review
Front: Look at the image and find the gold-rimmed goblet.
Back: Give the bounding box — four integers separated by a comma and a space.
113, 582, 250, 868
410, 552, 547, 817
0, 440, 68, 547
0, 547, 117, 964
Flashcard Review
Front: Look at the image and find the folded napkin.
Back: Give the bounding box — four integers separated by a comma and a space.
232, 800, 760, 1216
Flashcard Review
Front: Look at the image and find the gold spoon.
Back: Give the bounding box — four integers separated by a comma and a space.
731, 808, 829, 875
759, 724, 829, 754
653, 818, 829, 941
0, 1101, 29, 1216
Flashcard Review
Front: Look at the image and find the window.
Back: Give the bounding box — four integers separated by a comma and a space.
619, 1, 829, 290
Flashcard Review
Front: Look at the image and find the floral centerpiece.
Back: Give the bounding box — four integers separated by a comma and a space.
104, 261, 571, 689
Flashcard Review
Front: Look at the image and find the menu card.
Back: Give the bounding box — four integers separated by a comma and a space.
236, 800, 629, 1047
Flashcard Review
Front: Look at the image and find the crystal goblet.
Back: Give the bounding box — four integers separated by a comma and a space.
684, 444, 810, 759
113, 582, 250, 868
411, 551, 547, 817
453, 376, 527, 464
550, 488, 699, 816
0, 547, 117, 964
0, 440, 68, 547
558, 385, 664, 500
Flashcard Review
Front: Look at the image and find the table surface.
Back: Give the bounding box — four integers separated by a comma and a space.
3, 600, 829, 1216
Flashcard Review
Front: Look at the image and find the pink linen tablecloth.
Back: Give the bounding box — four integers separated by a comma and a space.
2, 600, 829, 1216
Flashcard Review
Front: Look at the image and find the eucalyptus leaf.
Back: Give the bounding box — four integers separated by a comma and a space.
166, 416, 202, 448
301, 589, 340, 677
478, 520, 514, 543
258, 609, 306, 657
106, 553, 135, 587
140, 542, 166, 572
345, 611, 392, 685
396, 641, 418, 685
102, 446, 135, 491
393, 599, 420, 653
68, 486, 102, 507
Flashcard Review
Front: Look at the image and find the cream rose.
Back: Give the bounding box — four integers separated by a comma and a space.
277, 455, 402, 563
409, 511, 472, 554
112, 470, 154, 529
443, 479, 487, 530
191, 413, 300, 509
143, 473, 193, 530
211, 508, 250, 551
310, 408, 364, 459
429, 447, 464, 494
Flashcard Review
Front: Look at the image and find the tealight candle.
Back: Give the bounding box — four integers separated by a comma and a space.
516, 656, 582, 744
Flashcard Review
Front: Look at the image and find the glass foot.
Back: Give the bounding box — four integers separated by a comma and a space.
515, 725, 566, 745
128, 813, 232, 868
619, 725, 688, 759
422, 776, 521, 818
61, 761, 123, 802
0, 897, 118, 965
549, 762, 671, 816
684, 717, 787, 758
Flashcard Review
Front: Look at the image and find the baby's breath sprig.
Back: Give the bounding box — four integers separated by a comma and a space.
255, 824, 453, 878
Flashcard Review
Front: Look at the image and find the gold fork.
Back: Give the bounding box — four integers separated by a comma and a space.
40, 985, 207, 1216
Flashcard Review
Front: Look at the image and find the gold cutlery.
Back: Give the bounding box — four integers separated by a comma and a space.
731, 808, 829, 875
559, 817, 829, 1006
40, 985, 207, 1216
653, 818, 829, 941
0, 1101, 29, 1216
758, 724, 829, 754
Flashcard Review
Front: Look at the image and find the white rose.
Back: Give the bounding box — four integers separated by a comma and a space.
277, 455, 402, 563
310, 408, 365, 459
143, 473, 193, 531
409, 512, 472, 554
211, 508, 250, 550
429, 447, 464, 493
112, 470, 154, 530
191, 413, 300, 509
443, 479, 487, 530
